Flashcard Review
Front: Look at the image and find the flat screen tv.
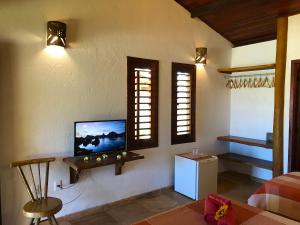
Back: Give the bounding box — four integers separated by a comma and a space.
74, 120, 126, 156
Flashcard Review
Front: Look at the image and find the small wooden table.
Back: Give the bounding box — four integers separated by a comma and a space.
63, 152, 144, 184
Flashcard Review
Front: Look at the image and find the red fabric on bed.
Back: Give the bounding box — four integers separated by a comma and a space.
204, 194, 235, 225
218, 209, 236, 225
132, 196, 298, 225
204, 195, 218, 225
187, 198, 261, 225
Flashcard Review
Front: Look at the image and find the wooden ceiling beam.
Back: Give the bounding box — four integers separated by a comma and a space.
233, 34, 276, 47
175, 0, 300, 46
224, 21, 275, 37
190, 0, 241, 18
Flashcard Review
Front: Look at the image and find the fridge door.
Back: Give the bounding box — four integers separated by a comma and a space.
174, 155, 197, 199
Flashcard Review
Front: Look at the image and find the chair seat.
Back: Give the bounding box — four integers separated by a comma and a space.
23, 197, 62, 218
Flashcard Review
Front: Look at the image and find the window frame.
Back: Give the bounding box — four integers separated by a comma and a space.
171, 62, 196, 145
127, 56, 159, 150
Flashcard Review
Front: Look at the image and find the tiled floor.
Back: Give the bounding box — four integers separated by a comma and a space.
218, 171, 262, 203
55, 171, 261, 225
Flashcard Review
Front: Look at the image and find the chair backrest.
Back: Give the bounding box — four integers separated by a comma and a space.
11, 157, 55, 201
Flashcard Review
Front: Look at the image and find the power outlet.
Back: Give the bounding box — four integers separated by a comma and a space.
54, 180, 63, 192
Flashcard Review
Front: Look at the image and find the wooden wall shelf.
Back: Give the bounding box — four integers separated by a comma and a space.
63, 152, 144, 184
218, 153, 273, 170
217, 136, 273, 149
218, 64, 276, 74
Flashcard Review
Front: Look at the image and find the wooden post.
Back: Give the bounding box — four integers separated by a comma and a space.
0, 177, 2, 225
273, 17, 288, 177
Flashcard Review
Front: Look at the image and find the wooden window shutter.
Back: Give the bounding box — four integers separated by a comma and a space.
171, 62, 196, 145
127, 57, 159, 150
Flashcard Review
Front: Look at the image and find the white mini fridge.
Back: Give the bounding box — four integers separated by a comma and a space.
174, 153, 218, 200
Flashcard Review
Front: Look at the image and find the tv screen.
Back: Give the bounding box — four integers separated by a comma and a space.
74, 120, 126, 156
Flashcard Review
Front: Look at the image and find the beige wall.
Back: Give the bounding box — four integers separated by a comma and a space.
0, 0, 232, 224
284, 14, 300, 173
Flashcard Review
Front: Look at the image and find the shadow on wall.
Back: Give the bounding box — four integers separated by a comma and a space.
0, 41, 17, 168
64, 19, 80, 48
0, 41, 19, 225
0, 41, 16, 168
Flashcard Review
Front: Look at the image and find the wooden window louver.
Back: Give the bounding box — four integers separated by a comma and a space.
171, 63, 196, 145
127, 57, 159, 150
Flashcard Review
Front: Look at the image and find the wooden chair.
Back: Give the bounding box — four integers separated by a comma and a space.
11, 157, 62, 225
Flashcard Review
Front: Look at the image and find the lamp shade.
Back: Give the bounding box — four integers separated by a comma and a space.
47, 21, 66, 47
195, 47, 207, 65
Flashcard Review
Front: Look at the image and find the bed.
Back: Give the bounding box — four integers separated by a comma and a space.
248, 172, 300, 221
132, 197, 299, 225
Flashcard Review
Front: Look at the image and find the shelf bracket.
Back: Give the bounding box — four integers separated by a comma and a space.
69, 162, 125, 183
70, 167, 80, 184
115, 162, 125, 175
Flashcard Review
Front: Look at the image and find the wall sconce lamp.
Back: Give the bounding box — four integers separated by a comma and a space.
47, 21, 67, 47
195, 47, 207, 65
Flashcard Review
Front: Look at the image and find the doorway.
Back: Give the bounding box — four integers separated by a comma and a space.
289, 60, 300, 172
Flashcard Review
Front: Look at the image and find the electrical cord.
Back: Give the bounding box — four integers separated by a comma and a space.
63, 192, 83, 205
57, 183, 76, 190
59, 170, 90, 205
